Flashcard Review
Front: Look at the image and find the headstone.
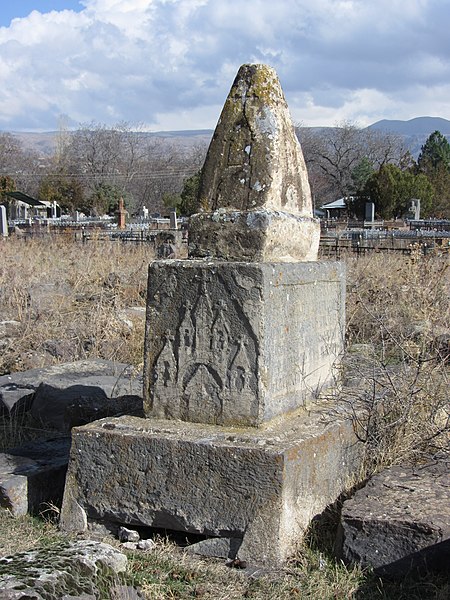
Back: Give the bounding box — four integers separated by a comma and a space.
117, 198, 126, 229
61, 64, 364, 566
0, 205, 7, 237
410, 198, 421, 220
169, 209, 178, 229
365, 202, 375, 222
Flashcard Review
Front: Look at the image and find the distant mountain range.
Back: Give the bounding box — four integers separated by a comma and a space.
367, 117, 450, 157
368, 116, 450, 135
6, 116, 450, 158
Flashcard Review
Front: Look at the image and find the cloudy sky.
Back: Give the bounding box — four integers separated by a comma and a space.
0, 0, 449, 132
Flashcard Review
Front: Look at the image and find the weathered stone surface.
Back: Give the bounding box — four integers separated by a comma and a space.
0, 541, 127, 600
60, 401, 363, 566
0, 360, 142, 399
0, 359, 144, 429
0, 438, 70, 516
338, 457, 450, 575
143, 260, 345, 426
198, 64, 312, 216
118, 526, 140, 542
189, 209, 319, 262
184, 537, 240, 560
191, 63, 319, 262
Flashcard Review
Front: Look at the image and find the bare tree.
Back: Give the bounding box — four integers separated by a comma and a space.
0, 133, 44, 197
298, 122, 406, 207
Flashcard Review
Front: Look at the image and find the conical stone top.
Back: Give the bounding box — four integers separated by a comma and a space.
189, 64, 319, 262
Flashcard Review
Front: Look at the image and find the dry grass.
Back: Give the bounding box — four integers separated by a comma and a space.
1, 513, 447, 599
345, 249, 449, 362
341, 251, 449, 470
1, 237, 449, 598
1, 238, 448, 465
0, 511, 365, 599
0, 235, 153, 375
0, 510, 64, 557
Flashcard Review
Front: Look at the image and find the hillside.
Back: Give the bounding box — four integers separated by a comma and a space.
6, 117, 450, 159
368, 116, 450, 135
367, 116, 450, 157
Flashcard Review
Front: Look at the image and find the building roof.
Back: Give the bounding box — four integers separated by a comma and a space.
5, 191, 44, 207
321, 197, 352, 210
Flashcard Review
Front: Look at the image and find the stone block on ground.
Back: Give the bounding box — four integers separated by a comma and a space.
31, 385, 144, 432
0, 360, 144, 431
60, 399, 363, 566
337, 456, 450, 575
0, 437, 71, 516
144, 260, 345, 427
0, 540, 127, 599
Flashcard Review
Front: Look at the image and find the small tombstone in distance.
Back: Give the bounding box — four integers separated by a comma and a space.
116, 198, 127, 229
169, 209, 178, 230
0, 205, 8, 237
157, 234, 176, 259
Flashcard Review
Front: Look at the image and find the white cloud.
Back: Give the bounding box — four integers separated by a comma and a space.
0, 0, 448, 131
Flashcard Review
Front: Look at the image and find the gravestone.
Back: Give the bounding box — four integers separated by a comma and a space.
0, 205, 7, 237
117, 197, 127, 229
365, 202, 375, 222
169, 209, 178, 229
61, 64, 363, 566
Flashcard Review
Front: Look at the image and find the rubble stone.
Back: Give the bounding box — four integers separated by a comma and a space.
338, 457, 450, 575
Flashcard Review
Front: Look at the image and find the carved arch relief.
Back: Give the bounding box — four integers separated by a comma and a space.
182, 363, 223, 424
151, 269, 259, 423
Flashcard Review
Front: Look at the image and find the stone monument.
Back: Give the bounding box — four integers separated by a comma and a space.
117, 197, 127, 229
61, 64, 363, 566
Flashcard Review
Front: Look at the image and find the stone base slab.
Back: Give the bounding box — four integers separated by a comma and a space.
60, 400, 363, 566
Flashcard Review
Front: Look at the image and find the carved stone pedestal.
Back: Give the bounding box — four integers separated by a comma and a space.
144, 260, 345, 427
60, 401, 362, 566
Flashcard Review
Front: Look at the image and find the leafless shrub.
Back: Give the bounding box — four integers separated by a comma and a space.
342, 251, 449, 470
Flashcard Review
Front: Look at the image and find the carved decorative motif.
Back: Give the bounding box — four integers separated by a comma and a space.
151, 271, 257, 424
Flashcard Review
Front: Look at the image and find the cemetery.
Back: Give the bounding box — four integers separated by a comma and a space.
0, 65, 448, 598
